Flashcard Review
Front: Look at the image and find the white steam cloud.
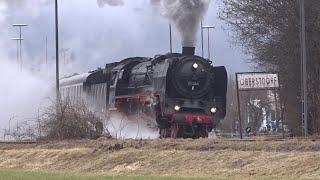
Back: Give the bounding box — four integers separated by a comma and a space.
106, 113, 159, 139
0, 0, 53, 135
151, 0, 210, 47
97, 0, 124, 7
0, 56, 52, 131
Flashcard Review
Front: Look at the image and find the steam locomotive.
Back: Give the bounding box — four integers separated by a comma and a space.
60, 47, 227, 138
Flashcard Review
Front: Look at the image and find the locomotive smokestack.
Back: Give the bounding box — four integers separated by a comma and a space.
182, 47, 195, 55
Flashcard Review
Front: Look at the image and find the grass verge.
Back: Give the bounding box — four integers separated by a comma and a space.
0, 169, 307, 180
0, 169, 210, 180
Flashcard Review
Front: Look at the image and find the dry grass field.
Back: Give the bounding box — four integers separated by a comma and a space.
0, 138, 320, 179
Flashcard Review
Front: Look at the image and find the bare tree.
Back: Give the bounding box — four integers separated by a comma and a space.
220, 0, 320, 135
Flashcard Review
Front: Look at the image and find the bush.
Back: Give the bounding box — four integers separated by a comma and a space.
40, 99, 104, 140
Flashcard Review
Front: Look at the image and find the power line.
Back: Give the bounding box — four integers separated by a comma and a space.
12, 24, 28, 71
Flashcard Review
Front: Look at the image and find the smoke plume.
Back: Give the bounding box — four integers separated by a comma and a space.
0, 0, 50, 17
151, 0, 210, 47
97, 0, 124, 7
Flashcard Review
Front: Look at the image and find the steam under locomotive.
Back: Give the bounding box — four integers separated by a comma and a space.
60, 47, 227, 138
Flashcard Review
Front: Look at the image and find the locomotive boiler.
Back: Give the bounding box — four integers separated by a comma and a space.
60, 47, 227, 138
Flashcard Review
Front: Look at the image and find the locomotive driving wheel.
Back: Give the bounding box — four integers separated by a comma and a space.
170, 123, 178, 138
170, 123, 183, 139
159, 123, 183, 139
159, 128, 169, 139
194, 128, 209, 138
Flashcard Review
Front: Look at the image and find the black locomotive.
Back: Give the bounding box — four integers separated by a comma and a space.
60, 47, 227, 138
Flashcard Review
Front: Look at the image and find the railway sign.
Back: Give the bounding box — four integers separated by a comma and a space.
236, 72, 279, 90
235, 72, 281, 139
245, 127, 252, 134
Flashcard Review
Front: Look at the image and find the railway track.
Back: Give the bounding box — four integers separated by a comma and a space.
220, 137, 294, 142
0, 141, 42, 144
0, 137, 296, 145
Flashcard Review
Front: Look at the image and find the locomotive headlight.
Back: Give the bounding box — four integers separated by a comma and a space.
192, 63, 199, 69
210, 107, 217, 113
174, 105, 181, 111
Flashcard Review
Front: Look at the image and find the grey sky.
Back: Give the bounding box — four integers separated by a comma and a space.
1, 0, 249, 74
0, 0, 250, 130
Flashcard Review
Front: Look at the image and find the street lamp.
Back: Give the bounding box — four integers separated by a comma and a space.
201, 24, 215, 60
12, 24, 28, 71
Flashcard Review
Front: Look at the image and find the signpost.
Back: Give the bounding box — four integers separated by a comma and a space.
237, 73, 279, 90
236, 72, 280, 139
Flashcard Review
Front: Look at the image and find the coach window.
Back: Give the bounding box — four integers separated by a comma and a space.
91, 86, 95, 101
97, 85, 100, 101
66, 88, 70, 99
103, 84, 107, 96
73, 86, 76, 100
80, 86, 83, 97
100, 84, 103, 97
75, 86, 78, 97
72, 86, 75, 99
76, 86, 79, 97
97, 85, 100, 100
74, 86, 77, 99
99, 85, 103, 107
71, 87, 74, 99
95, 86, 99, 101
97, 85, 101, 101
69, 87, 72, 100
92, 86, 95, 101
69, 87, 71, 99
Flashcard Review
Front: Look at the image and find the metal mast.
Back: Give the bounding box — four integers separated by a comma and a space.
55, 0, 60, 101
300, 0, 308, 137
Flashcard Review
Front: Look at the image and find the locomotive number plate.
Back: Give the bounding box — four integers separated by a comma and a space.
188, 81, 199, 86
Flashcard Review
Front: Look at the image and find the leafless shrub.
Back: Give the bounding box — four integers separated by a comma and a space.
40, 98, 104, 140
1, 115, 40, 141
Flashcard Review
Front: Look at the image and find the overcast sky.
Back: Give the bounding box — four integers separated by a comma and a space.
0, 0, 251, 130
1, 0, 250, 75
